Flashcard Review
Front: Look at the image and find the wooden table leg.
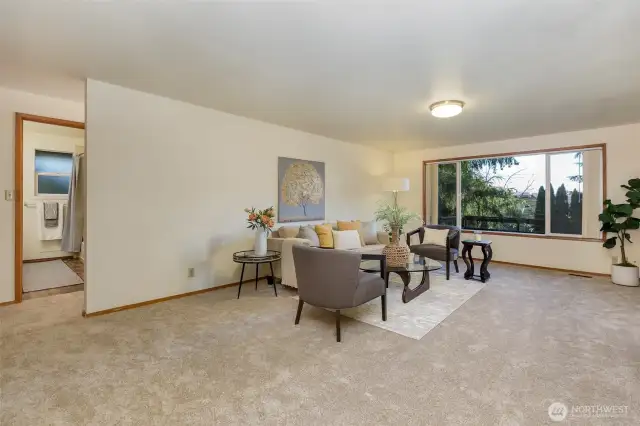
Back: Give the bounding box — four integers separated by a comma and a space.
237, 263, 246, 299
462, 244, 474, 280
255, 263, 259, 290
480, 245, 493, 282
269, 262, 277, 297
398, 270, 431, 303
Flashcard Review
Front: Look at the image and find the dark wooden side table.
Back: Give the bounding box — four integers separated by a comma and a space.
233, 250, 281, 298
461, 240, 493, 283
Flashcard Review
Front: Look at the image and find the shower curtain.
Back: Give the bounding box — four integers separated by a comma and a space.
61, 154, 85, 253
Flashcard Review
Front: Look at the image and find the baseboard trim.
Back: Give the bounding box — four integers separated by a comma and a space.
23, 256, 75, 264
82, 276, 269, 318
0, 300, 17, 307
471, 258, 610, 277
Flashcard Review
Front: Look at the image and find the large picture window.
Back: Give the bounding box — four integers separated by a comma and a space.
424, 145, 604, 239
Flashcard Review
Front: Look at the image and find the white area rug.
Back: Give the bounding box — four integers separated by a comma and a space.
296, 270, 485, 340
23, 260, 84, 293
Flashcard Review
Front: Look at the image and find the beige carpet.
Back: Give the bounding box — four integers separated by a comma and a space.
297, 270, 485, 340
22, 260, 84, 293
1, 266, 639, 425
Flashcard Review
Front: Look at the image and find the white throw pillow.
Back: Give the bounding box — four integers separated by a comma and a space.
332, 230, 362, 250
423, 228, 450, 247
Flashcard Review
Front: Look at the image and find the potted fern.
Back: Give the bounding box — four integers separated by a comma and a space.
599, 178, 640, 286
374, 202, 420, 266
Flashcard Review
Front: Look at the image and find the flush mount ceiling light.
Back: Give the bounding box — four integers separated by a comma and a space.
429, 100, 465, 118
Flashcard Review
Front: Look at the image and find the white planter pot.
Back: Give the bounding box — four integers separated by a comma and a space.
611, 264, 639, 287
254, 228, 268, 256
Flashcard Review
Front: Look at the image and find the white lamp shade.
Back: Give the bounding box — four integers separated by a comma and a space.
383, 177, 410, 192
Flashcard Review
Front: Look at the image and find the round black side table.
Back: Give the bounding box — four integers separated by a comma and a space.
232, 250, 281, 298
461, 240, 493, 283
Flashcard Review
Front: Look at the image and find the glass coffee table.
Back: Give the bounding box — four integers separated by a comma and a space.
360, 255, 442, 303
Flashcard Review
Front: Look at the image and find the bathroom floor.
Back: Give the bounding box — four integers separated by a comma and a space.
22, 258, 84, 300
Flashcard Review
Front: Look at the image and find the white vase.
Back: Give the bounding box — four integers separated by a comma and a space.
611, 264, 639, 287
254, 228, 268, 256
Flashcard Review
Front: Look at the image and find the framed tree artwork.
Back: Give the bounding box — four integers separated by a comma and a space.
278, 157, 325, 223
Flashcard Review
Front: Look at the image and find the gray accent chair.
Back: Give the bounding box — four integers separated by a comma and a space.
406, 224, 461, 280
292, 245, 387, 342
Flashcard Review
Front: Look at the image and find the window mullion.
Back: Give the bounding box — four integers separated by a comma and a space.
456, 161, 462, 229
545, 153, 551, 235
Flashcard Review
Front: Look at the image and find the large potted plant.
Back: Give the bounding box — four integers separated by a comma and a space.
374, 202, 420, 266
599, 178, 640, 286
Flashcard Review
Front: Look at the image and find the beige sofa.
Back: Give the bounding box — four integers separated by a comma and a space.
267, 226, 389, 289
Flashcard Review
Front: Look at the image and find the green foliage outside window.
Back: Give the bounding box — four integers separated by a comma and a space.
437, 156, 584, 234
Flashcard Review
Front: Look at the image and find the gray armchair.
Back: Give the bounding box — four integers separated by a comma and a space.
406, 224, 461, 280
292, 245, 386, 342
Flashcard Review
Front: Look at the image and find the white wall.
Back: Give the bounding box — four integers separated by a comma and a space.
85, 80, 391, 314
0, 87, 84, 304
22, 121, 85, 260
394, 124, 640, 275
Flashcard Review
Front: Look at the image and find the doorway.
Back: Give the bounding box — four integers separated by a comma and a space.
14, 114, 85, 304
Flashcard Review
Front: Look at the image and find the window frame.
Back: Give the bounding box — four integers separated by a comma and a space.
422, 143, 606, 242
34, 149, 74, 197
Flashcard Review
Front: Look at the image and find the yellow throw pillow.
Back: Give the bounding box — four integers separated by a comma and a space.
337, 220, 364, 246
315, 224, 334, 248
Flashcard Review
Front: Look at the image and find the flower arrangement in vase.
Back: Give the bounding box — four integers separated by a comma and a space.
245, 206, 275, 256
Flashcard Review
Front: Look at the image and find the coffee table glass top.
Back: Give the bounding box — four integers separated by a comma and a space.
361, 255, 442, 273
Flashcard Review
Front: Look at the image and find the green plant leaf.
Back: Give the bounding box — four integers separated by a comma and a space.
600, 224, 616, 233
603, 237, 617, 249
624, 217, 640, 230
599, 212, 614, 223
624, 233, 633, 243
611, 222, 625, 231
610, 203, 633, 216
627, 178, 640, 187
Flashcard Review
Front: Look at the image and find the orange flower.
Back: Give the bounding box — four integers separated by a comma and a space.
261, 215, 269, 223
249, 213, 256, 221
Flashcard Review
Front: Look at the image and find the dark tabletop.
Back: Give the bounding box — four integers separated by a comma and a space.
461, 240, 492, 246
232, 250, 281, 263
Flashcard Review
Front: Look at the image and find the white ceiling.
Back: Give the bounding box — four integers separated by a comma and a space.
1, 0, 639, 152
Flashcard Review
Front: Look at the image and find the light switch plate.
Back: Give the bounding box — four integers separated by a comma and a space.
4, 190, 14, 201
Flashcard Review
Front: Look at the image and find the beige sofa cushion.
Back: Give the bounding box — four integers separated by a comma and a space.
278, 226, 300, 239
297, 225, 320, 246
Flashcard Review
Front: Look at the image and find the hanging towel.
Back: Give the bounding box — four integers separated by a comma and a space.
37, 202, 65, 240
43, 201, 59, 228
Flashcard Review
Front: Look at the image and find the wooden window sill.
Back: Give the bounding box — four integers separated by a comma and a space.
460, 230, 604, 243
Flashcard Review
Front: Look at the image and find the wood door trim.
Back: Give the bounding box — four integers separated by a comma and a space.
23, 256, 75, 264
14, 113, 85, 303
421, 143, 606, 165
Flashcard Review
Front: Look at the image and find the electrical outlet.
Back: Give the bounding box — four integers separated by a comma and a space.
188, 268, 195, 278
4, 190, 14, 201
